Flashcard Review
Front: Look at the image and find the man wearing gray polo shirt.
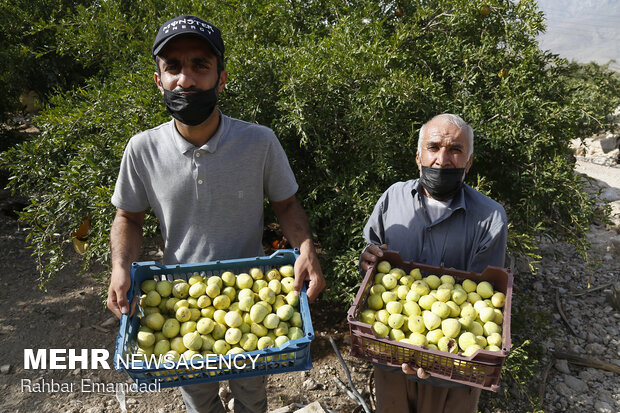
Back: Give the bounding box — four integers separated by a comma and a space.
107, 15, 325, 413
360, 114, 507, 413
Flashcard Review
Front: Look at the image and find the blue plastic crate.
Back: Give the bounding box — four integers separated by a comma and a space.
114, 249, 314, 389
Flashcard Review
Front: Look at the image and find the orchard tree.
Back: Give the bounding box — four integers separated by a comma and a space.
1, 0, 619, 295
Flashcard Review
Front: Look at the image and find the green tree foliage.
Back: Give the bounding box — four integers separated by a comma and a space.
1, 0, 619, 296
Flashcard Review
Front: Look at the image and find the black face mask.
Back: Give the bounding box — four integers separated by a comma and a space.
163, 85, 218, 126
419, 166, 466, 201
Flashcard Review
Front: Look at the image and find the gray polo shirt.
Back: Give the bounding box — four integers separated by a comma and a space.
363, 178, 508, 387
112, 114, 298, 264
364, 179, 507, 272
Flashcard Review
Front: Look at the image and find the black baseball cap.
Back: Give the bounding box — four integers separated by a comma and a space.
152, 15, 224, 58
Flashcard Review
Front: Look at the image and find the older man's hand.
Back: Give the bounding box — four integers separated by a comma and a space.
360, 244, 388, 272
401, 363, 431, 379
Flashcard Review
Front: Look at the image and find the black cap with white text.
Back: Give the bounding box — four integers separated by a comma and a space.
152, 15, 224, 58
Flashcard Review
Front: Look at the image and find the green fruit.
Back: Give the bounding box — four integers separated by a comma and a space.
251, 323, 268, 337
477, 281, 494, 299
250, 304, 269, 323
268, 279, 282, 294
288, 326, 304, 340
418, 294, 437, 310
441, 318, 461, 338
274, 321, 289, 337
458, 332, 477, 352
408, 315, 425, 334
144, 313, 165, 330
175, 307, 191, 322
408, 332, 427, 346
381, 291, 398, 304
412, 280, 430, 296
144, 290, 162, 307
388, 313, 405, 329
451, 289, 467, 305
491, 292, 506, 308
170, 337, 187, 354
189, 282, 207, 298
162, 318, 180, 338
446, 301, 461, 318
250, 268, 264, 280
180, 321, 197, 336
265, 269, 281, 281
281, 278, 295, 294
461, 279, 477, 293
424, 275, 441, 289
141, 280, 157, 293
257, 336, 274, 350
434, 288, 451, 303
225, 327, 242, 345
422, 311, 441, 331
402, 301, 421, 317
196, 317, 215, 335
154, 339, 170, 356
276, 304, 295, 321
381, 274, 397, 290
285, 291, 299, 307
205, 284, 220, 299
483, 321, 501, 336
469, 321, 483, 337
213, 295, 231, 310
462, 344, 481, 357
258, 287, 276, 304
172, 282, 190, 299
200, 334, 215, 351
440, 275, 455, 285
156, 280, 173, 297
377, 261, 391, 274
431, 301, 450, 319
410, 268, 422, 280
437, 336, 458, 354
367, 294, 384, 310
479, 307, 495, 323
279, 265, 294, 278
376, 309, 390, 325
213, 339, 231, 355
426, 329, 444, 344
221, 271, 236, 287
372, 321, 390, 338
386, 301, 403, 315
262, 313, 280, 330
290, 312, 302, 328
137, 331, 155, 348
275, 335, 289, 347
389, 328, 405, 341
224, 311, 243, 328
240, 333, 258, 351
236, 273, 253, 289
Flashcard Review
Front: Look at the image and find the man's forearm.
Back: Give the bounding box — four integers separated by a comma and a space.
272, 197, 315, 254
110, 210, 144, 270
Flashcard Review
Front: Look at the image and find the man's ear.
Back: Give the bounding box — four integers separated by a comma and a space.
217, 70, 228, 93
154, 72, 164, 95
416, 151, 422, 172
465, 153, 474, 173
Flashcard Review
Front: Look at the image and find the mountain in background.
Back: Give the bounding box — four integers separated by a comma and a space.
536, 0, 620, 71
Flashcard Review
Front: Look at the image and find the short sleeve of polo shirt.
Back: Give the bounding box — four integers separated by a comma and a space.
111, 137, 150, 212
263, 133, 298, 202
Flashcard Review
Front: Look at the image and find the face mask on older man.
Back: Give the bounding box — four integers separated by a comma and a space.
419, 165, 466, 201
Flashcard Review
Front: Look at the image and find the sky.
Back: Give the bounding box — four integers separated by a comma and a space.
535, 0, 620, 71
